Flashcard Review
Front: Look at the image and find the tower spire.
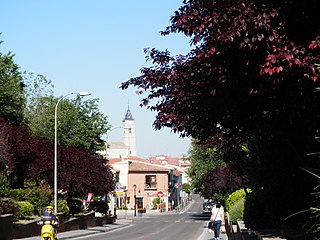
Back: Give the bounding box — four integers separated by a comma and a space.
122, 104, 136, 156
123, 105, 134, 121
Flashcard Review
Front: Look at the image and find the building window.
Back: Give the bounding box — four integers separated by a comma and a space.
145, 175, 157, 189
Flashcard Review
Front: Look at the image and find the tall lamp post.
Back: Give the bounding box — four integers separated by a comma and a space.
54, 92, 91, 214
133, 184, 137, 217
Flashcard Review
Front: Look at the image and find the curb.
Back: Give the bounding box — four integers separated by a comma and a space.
18, 221, 132, 240
58, 221, 131, 239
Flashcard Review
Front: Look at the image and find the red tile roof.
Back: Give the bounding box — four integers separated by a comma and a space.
147, 155, 191, 167
128, 161, 173, 172
108, 158, 122, 164
108, 155, 189, 175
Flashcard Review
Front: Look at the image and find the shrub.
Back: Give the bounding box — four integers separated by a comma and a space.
67, 198, 83, 216
16, 201, 34, 219
225, 188, 251, 212
0, 173, 11, 197
49, 199, 70, 215
182, 183, 191, 193
89, 201, 109, 214
152, 198, 160, 209
228, 198, 244, 223
10, 189, 27, 201
24, 179, 52, 215
0, 198, 19, 216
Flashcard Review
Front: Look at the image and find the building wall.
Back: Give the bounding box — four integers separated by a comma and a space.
112, 161, 129, 188
122, 107, 137, 157
106, 148, 129, 159
127, 172, 169, 210
122, 120, 136, 157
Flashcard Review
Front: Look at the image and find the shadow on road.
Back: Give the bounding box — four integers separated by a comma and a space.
186, 212, 211, 221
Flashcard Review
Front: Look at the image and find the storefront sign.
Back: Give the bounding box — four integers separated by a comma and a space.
147, 192, 158, 197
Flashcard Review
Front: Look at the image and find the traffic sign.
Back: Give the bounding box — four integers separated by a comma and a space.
157, 191, 164, 197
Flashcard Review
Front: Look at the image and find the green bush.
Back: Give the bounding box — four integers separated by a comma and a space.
16, 201, 34, 219
49, 199, 70, 215
182, 183, 191, 193
89, 201, 109, 214
24, 179, 52, 215
0, 198, 19, 216
152, 198, 160, 209
10, 189, 27, 201
67, 198, 83, 216
0, 173, 11, 197
228, 198, 244, 223
225, 188, 251, 211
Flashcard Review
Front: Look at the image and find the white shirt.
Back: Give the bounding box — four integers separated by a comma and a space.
211, 206, 224, 221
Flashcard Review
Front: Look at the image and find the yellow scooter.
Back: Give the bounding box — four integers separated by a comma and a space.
38, 207, 58, 240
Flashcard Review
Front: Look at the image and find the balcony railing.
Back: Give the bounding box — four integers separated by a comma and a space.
145, 183, 157, 189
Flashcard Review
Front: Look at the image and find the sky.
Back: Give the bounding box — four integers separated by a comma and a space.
0, 1, 192, 158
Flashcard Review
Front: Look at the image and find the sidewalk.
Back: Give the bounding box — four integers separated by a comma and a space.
16, 218, 132, 240
198, 228, 228, 240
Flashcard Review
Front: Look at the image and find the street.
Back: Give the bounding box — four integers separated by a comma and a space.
70, 195, 227, 240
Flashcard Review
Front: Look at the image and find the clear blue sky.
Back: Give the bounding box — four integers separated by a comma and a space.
0, 1, 192, 158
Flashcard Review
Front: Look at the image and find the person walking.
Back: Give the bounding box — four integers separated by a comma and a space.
210, 201, 225, 240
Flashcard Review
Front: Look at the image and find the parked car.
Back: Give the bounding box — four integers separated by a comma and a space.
203, 201, 213, 212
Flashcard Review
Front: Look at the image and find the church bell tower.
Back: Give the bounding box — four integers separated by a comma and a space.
122, 106, 136, 157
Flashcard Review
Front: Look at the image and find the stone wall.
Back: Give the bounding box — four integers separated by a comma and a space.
0, 212, 116, 240
12, 220, 40, 239
63, 212, 96, 232
0, 214, 14, 240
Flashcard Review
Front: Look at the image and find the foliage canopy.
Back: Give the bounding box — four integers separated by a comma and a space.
24, 76, 109, 153
0, 47, 26, 125
122, 0, 320, 230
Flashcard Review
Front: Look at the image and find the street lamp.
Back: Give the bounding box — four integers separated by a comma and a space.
54, 91, 91, 214
133, 184, 137, 217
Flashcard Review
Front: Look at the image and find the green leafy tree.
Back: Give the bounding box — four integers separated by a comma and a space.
24, 72, 54, 110
24, 74, 110, 152
26, 95, 109, 152
23, 73, 54, 129
187, 140, 222, 193
0, 45, 26, 125
182, 183, 190, 193
62, 97, 109, 152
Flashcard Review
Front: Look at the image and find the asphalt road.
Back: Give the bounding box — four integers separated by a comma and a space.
70, 195, 227, 240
